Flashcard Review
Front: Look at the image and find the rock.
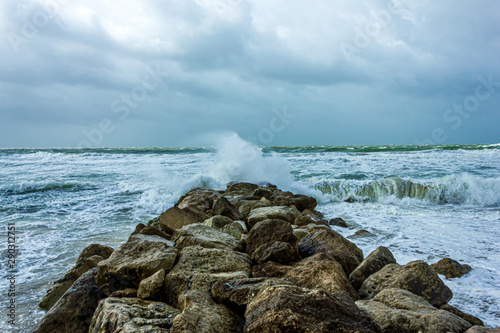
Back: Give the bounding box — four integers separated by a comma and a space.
466, 327, 500, 332
176, 187, 221, 211
32, 269, 105, 333
226, 182, 259, 193
39, 254, 105, 310
245, 219, 297, 256
212, 196, 243, 221
244, 280, 376, 333
96, 234, 178, 295
109, 288, 137, 298
89, 297, 180, 333
212, 277, 276, 308
171, 291, 240, 333
298, 228, 363, 275
172, 224, 243, 251
292, 227, 310, 241
294, 213, 318, 227
349, 246, 397, 290
359, 260, 453, 307
252, 187, 274, 198
247, 206, 296, 229
236, 200, 274, 220
164, 246, 251, 305
356, 288, 471, 333
251, 241, 299, 265
272, 193, 317, 212
132, 223, 172, 240
440, 304, 484, 326
159, 206, 208, 234
137, 269, 166, 301
348, 229, 376, 239
203, 215, 234, 229
221, 221, 247, 240
431, 258, 472, 278
251, 261, 292, 278
329, 217, 349, 228
76, 243, 114, 265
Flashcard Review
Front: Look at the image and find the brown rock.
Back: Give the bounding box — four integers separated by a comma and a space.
329, 217, 349, 228
440, 304, 484, 326
109, 288, 137, 298
160, 206, 208, 233
359, 260, 453, 307
137, 269, 166, 301
431, 258, 472, 278
32, 269, 105, 333
292, 227, 310, 241
175, 187, 221, 210
236, 200, 274, 220
212, 196, 244, 221
221, 221, 247, 240
247, 206, 296, 229
202, 215, 234, 229
246, 219, 297, 257
349, 246, 397, 290
251, 261, 292, 278
250, 241, 299, 265
226, 182, 259, 193
172, 224, 243, 251
212, 277, 276, 308
348, 229, 376, 239
132, 223, 172, 240
298, 228, 363, 275
465, 327, 500, 332
252, 187, 274, 198
272, 193, 317, 212
244, 280, 376, 333
76, 243, 114, 265
356, 288, 471, 333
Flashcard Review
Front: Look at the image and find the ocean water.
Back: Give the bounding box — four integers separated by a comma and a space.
1, 136, 499, 331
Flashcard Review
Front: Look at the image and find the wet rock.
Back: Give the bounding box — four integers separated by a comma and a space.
96, 234, 178, 295
171, 291, 239, 333
164, 246, 251, 305
89, 297, 180, 333
160, 206, 208, 233
252, 187, 274, 198
329, 217, 349, 228
212, 196, 244, 221
292, 227, 310, 241
76, 244, 114, 265
132, 223, 172, 240
247, 206, 296, 229
109, 288, 137, 298
440, 304, 484, 326
356, 288, 471, 333
244, 280, 376, 333
203, 215, 234, 229
349, 246, 397, 290
227, 182, 259, 193
359, 260, 453, 307
137, 269, 166, 301
251, 241, 299, 265
251, 261, 292, 278
348, 229, 376, 239
236, 200, 274, 220
272, 193, 317, 212
245, 219, 297, 257
212, 277, 277, 308
221, 221, 247, 240
431, 258, 472, 278
32, 269, 105, 333
298, 228, 363, 275
176, 187, 221, 211
172, 223, 243, 251
465, 327, 500, 332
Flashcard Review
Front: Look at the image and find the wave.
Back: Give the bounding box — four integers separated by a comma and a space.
0, 181, 99, 195
313, 174, 500, 207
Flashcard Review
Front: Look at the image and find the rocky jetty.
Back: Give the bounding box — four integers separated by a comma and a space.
32, 182, 497, 333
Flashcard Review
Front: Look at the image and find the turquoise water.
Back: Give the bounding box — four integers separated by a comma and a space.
1, 138, 499, 330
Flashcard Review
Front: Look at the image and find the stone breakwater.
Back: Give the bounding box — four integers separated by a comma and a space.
31, 182, 499, 333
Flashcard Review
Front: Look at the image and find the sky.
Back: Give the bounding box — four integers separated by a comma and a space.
0, 0, 499, 148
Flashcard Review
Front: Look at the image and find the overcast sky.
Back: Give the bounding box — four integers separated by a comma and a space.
0, 0, 499, 147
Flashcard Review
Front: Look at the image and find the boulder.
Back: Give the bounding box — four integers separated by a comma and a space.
203, 215, 234, 229
244, 280, 376, 333
440, 304, 484, 326
466, 327, 500, 332
221, 221, 247, 240
298, 229, 363, 275
247, 206, 296, 229
175, 187, 221, 210
272, 193, 317, 212
159, 207, 208, 234
251, 241, 299, 265
109, 288, 137, 298
292, 227, 310, 241
137, 269, 166, 301
226, 182, 259, 193
237, 200, 274, 220
329, 217, 349, 228
252, 187, 274, 198
132, 223, 172, 240
349, 246, 397, 290
251, 261, 292, 278
348, 229, 376, 239
356, 288, 471, 333
212, 196, 243, 221
172, 224, 243, 251
89, 297, 180, 333
212, 277, 277, 308
76, 244, 114, 265
430, 258, 472, 278
359, 261, 453, 307
171, 291, 240, 333
164, 246, 251, 305
32, 269, 105, 333
96, 234, 178, 294
246, 219, 297, 256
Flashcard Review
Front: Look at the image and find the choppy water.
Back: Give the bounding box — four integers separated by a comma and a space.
1, 136, 499, 331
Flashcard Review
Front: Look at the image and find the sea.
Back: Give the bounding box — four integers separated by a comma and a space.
1, 135, 499, 331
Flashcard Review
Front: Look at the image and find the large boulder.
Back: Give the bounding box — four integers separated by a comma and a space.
221, 221, 247, 240
159, 207, 208, 234
244, 280, 376, 333
349, 246, 397, 290
175, 187, 221, 211
298, 228, 363, 275
359, 260, 453, 307
356, 288, 471, 333
39, 243, 113, 310
440, 304, 485, 326
430, 258, 472, 278
236, 200, 274, 220
171, 291, 240, 333
247, 206, 296, 229
203, 215, 234, 229
212, 196, 244, 221
246, 219, 297, 255
96, 234, 178, 294
172, 224, 243, 251
465, 327, 500, 332
132, 223, 172, 240
251, 241, 299, 265
164, 246, 251, 305
32, 269, 105, 333
89, 297, 180, 333
271, 193, 317, 212
212, 277, 279, 309
137, 269, 166, 301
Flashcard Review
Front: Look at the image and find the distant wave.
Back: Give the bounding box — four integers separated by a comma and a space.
0, 181, 99, 195
314, 174, 500, 207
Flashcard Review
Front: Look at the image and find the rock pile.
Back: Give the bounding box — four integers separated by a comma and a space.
32, 182, 496, 333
